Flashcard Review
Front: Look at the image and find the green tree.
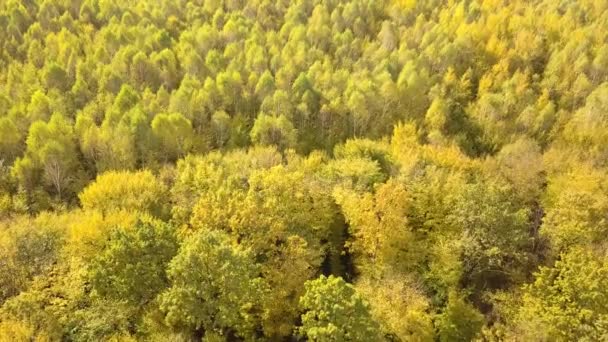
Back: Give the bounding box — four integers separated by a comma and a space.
447, 180, 531, 290
13, 113, 83, 200
435, 291, 484, 342
159, 230, 267, 340
43, 62, 70, 91
26, 90, 52, 123
88, 216, 178, 305
0, 117, 23, 162
0, 214, 65, 304
250, 113, 297, 150
298, 275, 382, 342
211, 110, 231, 148
151, 112, 196, 161
514, 248, 608, 341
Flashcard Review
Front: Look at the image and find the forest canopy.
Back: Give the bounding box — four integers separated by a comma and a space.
1, 0, 608, 340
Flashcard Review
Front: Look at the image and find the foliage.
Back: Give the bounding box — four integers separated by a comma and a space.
159, 230, 267, 340
79, 170, 168, 218
88, 216, 178, 305
298, 275, 382, 341
435, 291, 484, 342
513, 248, 608, 341
0, 0, 607, 340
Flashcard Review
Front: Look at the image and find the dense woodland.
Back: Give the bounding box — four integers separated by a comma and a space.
0, 0, 608, 340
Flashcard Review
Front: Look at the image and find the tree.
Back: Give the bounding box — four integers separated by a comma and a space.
13, 113, 83, 200
322, 157, 386, 192
447, 179, 532, 290
435, 291, 484, 342
542, 166, 608, 252
159, 230, 267, 340
514, 248, 608, 341
0, 213, 64, 304
491, 137, 544, 204
250, 113, 297, 150
79, 170, 168, 218
563, 83, 608, 164
298, 275, 381, 342
254, 70, 275, 99
130, 51, 160, 90
335, 180, 422, 275
26, 90, 52, 123
333, 138, 393, 177
0, 117, 22, 162
180, 151, 335, 339
88, 216, 178, 305
151, 112, 196, 161
78, 101, 143, 173
356, 274, 434, 341
113, 84, 140, 113
261, 236, 323, 339
43, 62, 70, 91
211, 110, 231, 148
